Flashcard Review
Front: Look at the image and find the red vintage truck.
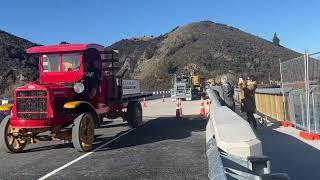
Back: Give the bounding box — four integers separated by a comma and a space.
0, 43, 151, 153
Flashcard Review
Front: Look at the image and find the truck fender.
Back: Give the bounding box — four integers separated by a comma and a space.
63, 101, 101, 128
0, 104, 13, 111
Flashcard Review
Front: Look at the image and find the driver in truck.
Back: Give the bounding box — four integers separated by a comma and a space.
84, 60, 101, 99
63, 62, 73, 71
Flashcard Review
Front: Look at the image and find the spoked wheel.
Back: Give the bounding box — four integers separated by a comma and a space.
0, 115, 26, 153
127, 101, 143, 128
72, 113, 95, 152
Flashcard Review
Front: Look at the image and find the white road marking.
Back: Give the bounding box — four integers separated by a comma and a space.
38, 128, 136, 180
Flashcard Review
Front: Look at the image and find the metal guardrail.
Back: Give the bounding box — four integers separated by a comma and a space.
206, 89, 290, 180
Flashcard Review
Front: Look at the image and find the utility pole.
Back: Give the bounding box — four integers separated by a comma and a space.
269, 72, 271, 84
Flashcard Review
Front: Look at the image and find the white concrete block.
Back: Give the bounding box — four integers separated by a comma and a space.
206, 118, 215, 143
209, 106, 263, 158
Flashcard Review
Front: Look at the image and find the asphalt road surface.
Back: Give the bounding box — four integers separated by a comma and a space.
0, 98, 208, 180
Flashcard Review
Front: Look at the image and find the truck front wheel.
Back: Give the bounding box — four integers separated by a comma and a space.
0, 115, 27, 153
72, 113, 95, 152
127, 101, 142, 128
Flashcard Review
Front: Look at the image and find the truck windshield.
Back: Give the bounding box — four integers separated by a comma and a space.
43, 54, 60, 72
62, 53, 80, 71
42, 53, 80, 72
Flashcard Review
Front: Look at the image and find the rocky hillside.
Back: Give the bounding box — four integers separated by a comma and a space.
108, 21, 300, 90
0, 30, 38, 98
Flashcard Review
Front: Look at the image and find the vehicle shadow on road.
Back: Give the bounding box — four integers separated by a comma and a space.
23, 116, 206, 153
24, 120, 128, 152
24, 134, 107, 153
100, 121, 129, 128
24, 143, 74, 153
95, 115, 207, 151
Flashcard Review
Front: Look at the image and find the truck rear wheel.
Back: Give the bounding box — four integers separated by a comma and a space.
127, 101, 142, 128
72, 113, 95, 152
0, 115, 26, 153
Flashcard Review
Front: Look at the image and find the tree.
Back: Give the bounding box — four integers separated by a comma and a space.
272, 32, 280, 46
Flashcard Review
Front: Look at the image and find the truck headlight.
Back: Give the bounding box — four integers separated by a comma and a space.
74, 83, 84, 93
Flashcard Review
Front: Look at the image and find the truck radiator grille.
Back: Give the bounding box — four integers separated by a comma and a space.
17, 112, 47, 119
16, 90, 48, 119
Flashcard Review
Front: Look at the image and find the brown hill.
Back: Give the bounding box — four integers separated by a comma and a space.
0, 21, 301, 96
0, 30, 38, 97
108, 21, 300, 90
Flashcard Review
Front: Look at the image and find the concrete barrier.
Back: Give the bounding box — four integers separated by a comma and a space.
206, 89, 263, 158
205, 89, 291, 179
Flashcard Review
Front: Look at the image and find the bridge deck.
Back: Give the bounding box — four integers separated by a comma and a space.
234, 103, 320, 180
0, 98, 319, 179
0, 98, 208, 180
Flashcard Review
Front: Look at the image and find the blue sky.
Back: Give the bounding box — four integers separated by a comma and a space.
0, 0, 319, 53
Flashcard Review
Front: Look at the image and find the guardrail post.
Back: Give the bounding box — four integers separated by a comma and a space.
247, 156, 271, 176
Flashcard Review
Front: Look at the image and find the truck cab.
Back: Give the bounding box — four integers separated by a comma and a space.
171, 74, 205, 101
0, 43, 150, 153
171, 75, 193, 101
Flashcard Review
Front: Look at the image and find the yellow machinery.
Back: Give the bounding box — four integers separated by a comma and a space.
191, 75, 200, 86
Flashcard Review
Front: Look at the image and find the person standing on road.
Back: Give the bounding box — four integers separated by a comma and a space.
221, 75, 235, 111
239, 75, 257, 129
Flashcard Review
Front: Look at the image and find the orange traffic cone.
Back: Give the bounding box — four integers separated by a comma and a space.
179, 98, 183, 115
176, 99, 181, 117
200, 96, 204, 106
200, 96, 206, 119
162, 95, 165, 102
143, 97, 147, 107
